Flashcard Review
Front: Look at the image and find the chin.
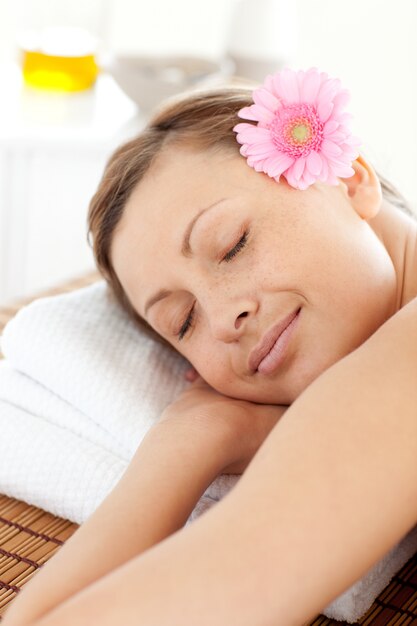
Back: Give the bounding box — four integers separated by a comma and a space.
211, 380, 292, 406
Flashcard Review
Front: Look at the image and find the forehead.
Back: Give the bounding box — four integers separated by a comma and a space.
125, 145, 252, 218
112, 142, 294, 250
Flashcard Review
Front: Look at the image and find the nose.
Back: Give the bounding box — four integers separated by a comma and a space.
207, 299, 257, 342
235, 311, 248, 330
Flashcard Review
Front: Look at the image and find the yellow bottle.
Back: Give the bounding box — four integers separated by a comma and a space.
19, 26, 99, 92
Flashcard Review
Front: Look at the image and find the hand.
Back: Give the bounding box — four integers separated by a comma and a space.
184, 365, 199, 382
159, 375, 288, 475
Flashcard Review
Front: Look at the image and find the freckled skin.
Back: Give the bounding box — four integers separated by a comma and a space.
111, 145, 416, 405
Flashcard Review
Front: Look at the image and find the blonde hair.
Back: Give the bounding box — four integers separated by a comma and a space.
86, 85, 415, 347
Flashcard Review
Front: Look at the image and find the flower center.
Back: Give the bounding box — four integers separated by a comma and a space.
269, 103, 324, 158
291, 124, 310, 142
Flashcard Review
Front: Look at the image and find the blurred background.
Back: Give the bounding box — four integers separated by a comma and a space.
0, 0, 416, 306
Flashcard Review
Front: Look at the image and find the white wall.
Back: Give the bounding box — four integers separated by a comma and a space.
293, 0, 417, 213
106, 0, 238, 60
1, 0, 416, 211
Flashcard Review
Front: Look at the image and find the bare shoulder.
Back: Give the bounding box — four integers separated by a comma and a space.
369, 199, 417, 306
364, 294, 417, 372
387, 294, 417, 333
401, 212, 417, 304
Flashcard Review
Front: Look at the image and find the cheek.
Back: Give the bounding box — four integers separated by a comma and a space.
251, 211, 313, 285
188, 341, 233, 385
253, 215, 350, 292
249, 233, 302, 289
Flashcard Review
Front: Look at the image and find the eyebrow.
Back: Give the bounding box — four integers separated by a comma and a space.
143, 197, 229, 317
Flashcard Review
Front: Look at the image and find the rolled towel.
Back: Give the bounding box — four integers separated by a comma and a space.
0, 280, 416, 623
0, 359, 128, 458
1, 280, 189, 458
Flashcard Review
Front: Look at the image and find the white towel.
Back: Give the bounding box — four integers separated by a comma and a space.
0, 280, 416, 624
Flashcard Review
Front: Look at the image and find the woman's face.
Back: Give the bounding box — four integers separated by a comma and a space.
111, 144, 397, 405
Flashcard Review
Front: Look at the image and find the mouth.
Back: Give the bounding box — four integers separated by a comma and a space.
248, 307, 301, 375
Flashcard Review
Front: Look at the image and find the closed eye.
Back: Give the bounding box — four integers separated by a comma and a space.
221, 230, 248, 262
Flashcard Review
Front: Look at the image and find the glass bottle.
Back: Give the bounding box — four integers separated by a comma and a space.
13, 0, 108, 92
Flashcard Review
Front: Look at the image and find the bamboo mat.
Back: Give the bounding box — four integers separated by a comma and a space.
0, 272, 416, 624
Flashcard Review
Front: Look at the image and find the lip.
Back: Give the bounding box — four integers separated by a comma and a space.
248, 308, 301, 374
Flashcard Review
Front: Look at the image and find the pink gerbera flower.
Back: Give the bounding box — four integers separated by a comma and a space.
233, 67, 361, 190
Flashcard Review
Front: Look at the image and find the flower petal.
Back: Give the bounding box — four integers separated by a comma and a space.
317, 78, 341, 106
234, 125, 272, 143
264, 153, 294, 177
331, 165, 355, 178
247, 156, 266, 171
237, 104, 275, 124
253, 87, 281, 113
244, 141, 276, 157
318, 157, 329, 181
277, 67, 300, 103
317, 100, 334, 123
263, 74, 276, 94
233, 122, 256, 133
300, 170, 317, 188
300, 68, 321, 104
323, 119, 339, 135
324, 130, 346, 143
284, 169, 299, 189
325, 155, 352, 167
237, 105, 259, 121
338, 112, 353, 124
289, 156, 307, 181
332, 89, 350, 114
296, 178, 310, 190
250, 104, 276, 125
325, 155, 356, 177
306, 151, 322, 176
345, 135, 362, 147
321, 138, 343, 157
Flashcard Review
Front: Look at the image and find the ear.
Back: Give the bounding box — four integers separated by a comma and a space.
339, 154, 382, 220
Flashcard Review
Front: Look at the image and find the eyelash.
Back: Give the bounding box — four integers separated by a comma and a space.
176, 230, 249, 341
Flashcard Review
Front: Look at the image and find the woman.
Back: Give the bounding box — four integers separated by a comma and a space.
3, 68, 417, 626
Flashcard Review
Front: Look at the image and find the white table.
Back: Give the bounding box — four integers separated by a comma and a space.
0, 62, 144, 305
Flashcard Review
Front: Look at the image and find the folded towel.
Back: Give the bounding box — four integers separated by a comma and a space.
0, 280, 416, 623
0, 384, 127, 522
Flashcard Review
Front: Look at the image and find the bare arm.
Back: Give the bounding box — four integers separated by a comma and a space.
16, 296, 417, 626
2, 379, 285, 626
0, 416, 236, 626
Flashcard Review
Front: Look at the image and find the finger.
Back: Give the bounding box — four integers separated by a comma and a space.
184, 367, 199, 382
190, 374, 209, 388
